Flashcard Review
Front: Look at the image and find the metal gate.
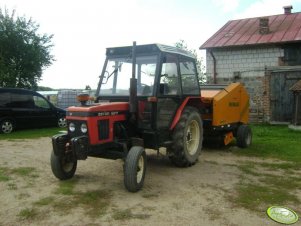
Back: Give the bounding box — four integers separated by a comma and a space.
270, 71, 301, 122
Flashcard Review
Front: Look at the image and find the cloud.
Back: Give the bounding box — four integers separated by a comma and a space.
212, 0, 240, 13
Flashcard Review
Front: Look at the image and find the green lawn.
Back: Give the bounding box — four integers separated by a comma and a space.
234, 124, 301, 163
0, 127, 65, 140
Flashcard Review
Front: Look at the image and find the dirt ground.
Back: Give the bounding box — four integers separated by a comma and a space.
0, 137, 299, 226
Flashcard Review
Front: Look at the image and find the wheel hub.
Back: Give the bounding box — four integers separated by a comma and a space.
136, 156, 144, 183
186, 120, 200, 155
2, 121, 13, 134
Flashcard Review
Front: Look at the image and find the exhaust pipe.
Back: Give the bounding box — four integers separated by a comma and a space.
129, 41, 138, 118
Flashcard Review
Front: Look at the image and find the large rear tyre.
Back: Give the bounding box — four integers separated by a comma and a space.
169, 107, 203, 167
124, 146, 146, 192
50, 150, 77, 180
236, 124, 252, 148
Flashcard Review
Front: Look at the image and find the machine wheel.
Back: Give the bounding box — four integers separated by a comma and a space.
124, 146, 146, 192
169, 107, 203, 167
0, 119, 14, 134
57, 117, 67, 128
236, 124, 252, 148
50, 150, 77, 180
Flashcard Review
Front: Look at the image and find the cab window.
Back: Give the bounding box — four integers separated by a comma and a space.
159, 55, 179, 95
180, 59, 199, 95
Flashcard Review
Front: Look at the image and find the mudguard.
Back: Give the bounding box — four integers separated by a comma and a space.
52, 134, 69, 156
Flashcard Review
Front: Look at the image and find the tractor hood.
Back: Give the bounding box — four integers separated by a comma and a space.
66, 102, 129, 117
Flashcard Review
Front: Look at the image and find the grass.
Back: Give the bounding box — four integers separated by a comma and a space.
55, 178, 78, 195
12, 167, 37, 177
0, 127, 64, 140
232, 163, 301, 213
52, 179, 111, 217
112, 208, 151, 220
228, 125, 301, 213
74, 190, 111, 217
51, 189, 112, 217
18, 208, 38, 220
235, 184, 299, 212
0, 167, 10, 181
0, 167, 37, 182
233, 124, 301, 163
34, 197, 55, 206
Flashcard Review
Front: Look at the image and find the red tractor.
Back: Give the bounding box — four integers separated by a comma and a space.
51, 42, 251, 192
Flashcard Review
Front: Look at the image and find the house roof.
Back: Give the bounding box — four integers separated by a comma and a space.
200, 12, 301, 49
290, 80, 301, 91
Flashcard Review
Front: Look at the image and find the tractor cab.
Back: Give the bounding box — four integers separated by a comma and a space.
95, 44, 201, 148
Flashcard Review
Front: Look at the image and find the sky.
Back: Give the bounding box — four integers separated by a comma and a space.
1, 0, 301, 89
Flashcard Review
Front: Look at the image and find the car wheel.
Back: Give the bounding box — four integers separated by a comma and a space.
0, 119, 14, 134
58, 117, 67, 128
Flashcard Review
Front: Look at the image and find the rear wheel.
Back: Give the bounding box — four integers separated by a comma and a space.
124, 146, 146, 192
0, 119, 14, 134
169, 107, 203, 167
236, 124, 252, 148
50, 150, 77, 180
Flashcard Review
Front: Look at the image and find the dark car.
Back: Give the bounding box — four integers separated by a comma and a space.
0, 88, 66, 133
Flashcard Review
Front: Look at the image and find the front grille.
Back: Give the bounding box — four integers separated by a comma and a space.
98, 120, 109, 140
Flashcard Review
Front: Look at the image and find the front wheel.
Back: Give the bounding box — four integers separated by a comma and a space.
50, 150, 77, 180
124, 146, 146, 192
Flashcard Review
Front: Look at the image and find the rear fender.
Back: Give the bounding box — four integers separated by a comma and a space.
169, 97, 203, 130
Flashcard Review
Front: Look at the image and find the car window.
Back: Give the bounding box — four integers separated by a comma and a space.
10, 93, 34, 108
0, 92, 10, 107
34, 96, 50, 109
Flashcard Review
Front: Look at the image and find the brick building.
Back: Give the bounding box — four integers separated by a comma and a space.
200, 6, 301, 123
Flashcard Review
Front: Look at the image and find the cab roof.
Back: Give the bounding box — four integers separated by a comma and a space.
106, 43, 195, 59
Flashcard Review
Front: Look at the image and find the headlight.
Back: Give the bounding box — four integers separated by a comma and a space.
69, 122, 75, 132
80, 123, 87, 133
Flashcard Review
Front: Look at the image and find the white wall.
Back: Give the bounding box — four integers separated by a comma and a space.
206, 46, 284, 82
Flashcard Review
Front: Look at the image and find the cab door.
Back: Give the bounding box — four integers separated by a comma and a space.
156, 54, 182, 135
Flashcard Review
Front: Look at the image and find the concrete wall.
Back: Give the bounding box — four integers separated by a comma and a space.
206, 46, 283, 81
205, 46, 284, 122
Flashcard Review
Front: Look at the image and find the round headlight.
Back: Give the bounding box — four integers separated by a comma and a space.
80, 123, 87, 133
69, 122, 75, 132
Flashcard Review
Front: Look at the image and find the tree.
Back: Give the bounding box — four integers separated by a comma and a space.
0, 8, 54, 89
85, 85, 91, 90
37, 86, 54, 91
175, 40, 207, 84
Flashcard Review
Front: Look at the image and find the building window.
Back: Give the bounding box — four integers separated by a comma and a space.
283, 45, 301, 66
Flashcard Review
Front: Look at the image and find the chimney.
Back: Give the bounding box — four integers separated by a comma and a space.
259, 17, 269, 35
283, 5, 293, 14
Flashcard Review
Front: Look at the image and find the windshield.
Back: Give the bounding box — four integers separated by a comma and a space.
99, 55, 157, 96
